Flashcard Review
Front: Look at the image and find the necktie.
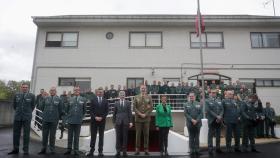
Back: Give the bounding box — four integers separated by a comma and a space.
98, 97, 102, 104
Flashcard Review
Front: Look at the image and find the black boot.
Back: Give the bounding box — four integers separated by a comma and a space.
8, 150, 19, 155
38, 149, 46, 155
64, 150, 71, 155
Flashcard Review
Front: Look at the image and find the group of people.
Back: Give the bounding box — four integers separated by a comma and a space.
8, 82, 278, 157
186, 89, 277, 156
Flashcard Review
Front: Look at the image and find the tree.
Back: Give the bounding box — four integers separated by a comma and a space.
0, 80, 30, 101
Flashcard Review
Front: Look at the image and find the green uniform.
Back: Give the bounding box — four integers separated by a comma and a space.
133, 94, 153, 151
206, 97, 224, 152
241, 101, 259, 151
150, 84, 159, 94
59, 94, 68, 139
108, 89, 118, 98
134, 87, 140, 95
41, 95, 63, 152
65, 95, 86, 153
182, 86, 190, 95
184, 101, 203, 154
160, 85, 170, 94
264, 107, 276, 137
13, 92, 35, 153
210, 84, 217, 90
222, 98, 241, 152
255, 101, 265, 138
169, 86, 177, 94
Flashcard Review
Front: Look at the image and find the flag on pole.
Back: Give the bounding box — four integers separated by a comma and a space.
195, 10, 205, 37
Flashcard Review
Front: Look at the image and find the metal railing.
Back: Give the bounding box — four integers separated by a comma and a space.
31, 94, 187, 134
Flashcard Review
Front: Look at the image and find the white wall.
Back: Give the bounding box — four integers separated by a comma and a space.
34, 26, 280, 68
256, 87, 280, 115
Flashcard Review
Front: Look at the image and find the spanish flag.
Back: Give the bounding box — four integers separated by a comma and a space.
195, 10, 205, 37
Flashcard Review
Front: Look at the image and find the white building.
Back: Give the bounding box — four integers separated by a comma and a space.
31, 14, 280, 113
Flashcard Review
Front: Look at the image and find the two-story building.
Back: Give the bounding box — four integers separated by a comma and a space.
31, 14, 280, 113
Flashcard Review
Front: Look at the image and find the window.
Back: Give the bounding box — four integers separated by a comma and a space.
58, 77, 91, 90
58, 78, 75, 86
190, 32, 224, 48
127, 78, 144, 88
129, 32, 162, 48
251, 32, 280, 48
46, 32, 78, 47
255, 79, 280, 87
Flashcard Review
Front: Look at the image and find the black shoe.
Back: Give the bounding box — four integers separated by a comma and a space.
251, 149, 260, 153
38, 149, 46, 155
145, 151, 150, 155
64, 150, 71, 155
196, 152, 202, 156
235, 149, 242, 152
87, 152, 94, 157
8, 150, 19, 155
23, 152, 29, 155
160, 152, 164, 156
208, 150, 213, 155
216, 149, 223, 153
123, 152, 128, 157
165, 151, 169, 156
74, 151, 79, 156
98, 152, 104, 157
134, 151, 140, 155
115, 152, 120, 157
190, 152, 196, 156
50, 151, 55, 155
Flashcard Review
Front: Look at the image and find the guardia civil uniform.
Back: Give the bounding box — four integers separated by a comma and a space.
206, 97, 224, 153
222, 98, 241, 152
11, 92, 35, 154
241, 100, 261, 152
40, 95, 63, 153
264, 106, 276, 138
184, 101, 203, 155
65, 95, 86, 155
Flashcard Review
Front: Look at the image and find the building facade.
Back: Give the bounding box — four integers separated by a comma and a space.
31, 15, 280, 113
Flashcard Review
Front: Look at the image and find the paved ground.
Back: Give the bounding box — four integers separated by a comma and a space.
1, 127, 280, 158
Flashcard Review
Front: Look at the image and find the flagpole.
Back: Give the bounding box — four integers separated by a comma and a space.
272, 0, 276, 16
197, 0, 206, 118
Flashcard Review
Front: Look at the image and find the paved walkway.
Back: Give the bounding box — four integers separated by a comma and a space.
1, 127, 280, 158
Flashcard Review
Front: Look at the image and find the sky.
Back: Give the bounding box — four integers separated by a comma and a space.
0, 0, 279, 82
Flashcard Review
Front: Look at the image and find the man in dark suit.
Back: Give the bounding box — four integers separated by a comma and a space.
87, 87, 109, 157
113, 91, 133, 157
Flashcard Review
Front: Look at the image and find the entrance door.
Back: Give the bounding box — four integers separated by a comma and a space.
188, 73, 231, 86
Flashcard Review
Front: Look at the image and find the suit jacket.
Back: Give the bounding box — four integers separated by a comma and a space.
113, 100, 132, 125
155, 103, 173, 127
90, 96, 109, 123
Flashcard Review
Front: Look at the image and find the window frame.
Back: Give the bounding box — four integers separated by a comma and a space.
190, 32, 224, 49
250, 32, 280, 49
58, 78, 76, 86
45, 32, 79, 48
126, 77, 144, 88
255, 79, 280, 87
129, 31, 163, 49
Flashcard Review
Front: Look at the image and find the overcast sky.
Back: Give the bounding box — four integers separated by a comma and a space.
0, 0, 279, 82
